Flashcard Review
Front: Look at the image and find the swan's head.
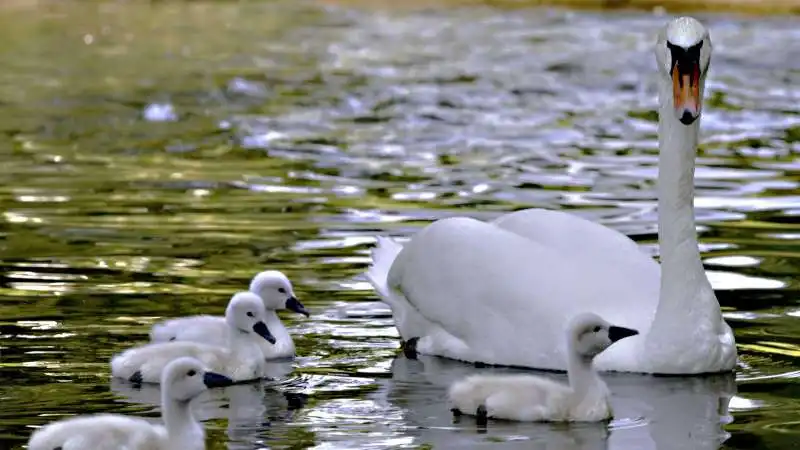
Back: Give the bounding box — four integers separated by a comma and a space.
225, 291, 277, 344
568, 313, 639, 358
161, 357, 234, 401
655, 17, 712, 126
250, 270, 309, 317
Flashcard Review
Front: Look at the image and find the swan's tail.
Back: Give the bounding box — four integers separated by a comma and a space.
365, 236, 404, 300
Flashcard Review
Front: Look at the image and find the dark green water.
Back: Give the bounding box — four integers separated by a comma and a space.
0, 1, 798, 449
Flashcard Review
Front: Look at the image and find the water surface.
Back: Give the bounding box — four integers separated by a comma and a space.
0, 1, 798, 449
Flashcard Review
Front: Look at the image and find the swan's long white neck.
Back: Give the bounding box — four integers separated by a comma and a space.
567, 350, 604, 398
264, 310, 295, 355
646, 75, 721, 345
161, 394, 197, 442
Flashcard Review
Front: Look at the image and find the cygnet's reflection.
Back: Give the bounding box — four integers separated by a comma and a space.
372, 355, 735, 450
110, 359, 302, 449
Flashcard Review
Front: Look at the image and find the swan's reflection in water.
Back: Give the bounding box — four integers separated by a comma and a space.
372, 355, 735, 450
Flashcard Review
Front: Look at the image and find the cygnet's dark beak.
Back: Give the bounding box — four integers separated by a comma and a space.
285, 296, 310, 317
608, 326, 639, 342
252, 321, 277, 344
203, 371, 234, 388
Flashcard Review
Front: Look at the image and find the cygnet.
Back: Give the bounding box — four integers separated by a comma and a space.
150, 270, 308, 359
112, 291, 276, 384
28, 356, 233, 450
448, 312, 638, 424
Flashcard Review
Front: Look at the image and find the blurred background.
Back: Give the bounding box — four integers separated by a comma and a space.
0, 1, 798, 449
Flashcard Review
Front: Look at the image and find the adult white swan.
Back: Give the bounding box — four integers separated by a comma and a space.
366, 16, 737, 375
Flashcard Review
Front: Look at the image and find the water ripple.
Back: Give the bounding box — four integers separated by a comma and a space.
0, 2, 798, 450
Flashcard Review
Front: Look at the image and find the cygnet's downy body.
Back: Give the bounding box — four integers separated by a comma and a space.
448, 313, 638, 423
150, 270, 308, 359
28, 357, 233, 450
112, 292, 276, 384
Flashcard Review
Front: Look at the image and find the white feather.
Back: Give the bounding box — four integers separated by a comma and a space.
28, 357, 228, 450
150, 313, 295, 361
27, 415, 171, 450
149, 270, 304, 360
448, 313, 632, 423
111, 341, 259, 384
366, 17, 736, 375
366, 236, 403, 300
113, 292, 273, 383
449, 374, 610, 423
151, 316, 225, 344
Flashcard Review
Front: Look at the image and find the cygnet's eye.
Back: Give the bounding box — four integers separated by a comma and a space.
187, 369, 196, 377
592, 326, 602, 333
246, 311, 254, 317
278, 288, 286, 294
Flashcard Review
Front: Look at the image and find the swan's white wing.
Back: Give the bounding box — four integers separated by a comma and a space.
150, 316, 228, 346
27, 414, 166, 450
387, 217, 660, 370
491, 208, 658, 277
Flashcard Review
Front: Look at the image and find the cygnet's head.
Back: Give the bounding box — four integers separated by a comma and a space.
225, 291, 277, 344
161, 357, 234, 401
249, 270, 309, 317
567, 313, 639, 359
655, 16, 712, 126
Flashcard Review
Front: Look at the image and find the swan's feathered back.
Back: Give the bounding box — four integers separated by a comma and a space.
27, 415, 167, 450
385, 216, 657, 369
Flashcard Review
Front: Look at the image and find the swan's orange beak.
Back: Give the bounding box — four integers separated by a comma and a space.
671, 59, 702, 125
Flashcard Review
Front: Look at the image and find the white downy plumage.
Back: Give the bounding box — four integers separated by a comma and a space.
150, 270, 308, 360
448, 313, 638, 423
112, 292, 276, 383
28, 357, 233, 450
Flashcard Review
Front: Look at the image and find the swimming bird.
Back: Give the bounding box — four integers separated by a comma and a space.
112, 291, 276, 383
365, 16, 736, 375
448, 313, 638, 424
150, 270, 308, 359
27, 356, 233, 450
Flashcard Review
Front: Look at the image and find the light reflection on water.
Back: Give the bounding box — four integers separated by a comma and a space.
0, 1, 798, 449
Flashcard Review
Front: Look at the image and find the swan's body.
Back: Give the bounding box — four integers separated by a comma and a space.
150, 270, 307, 360
28, 415, 174, 450
366, 17, 736, 375
448, 313, 638, 423
113, 292, 277, 383
451, 374, 608, 423
28, 357, 233, 450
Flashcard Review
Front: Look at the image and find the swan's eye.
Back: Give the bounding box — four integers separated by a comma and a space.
278, 288, 286, 294
187, 370, 196, 377
592, 326, 602, 333
246, 311, 254, 317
